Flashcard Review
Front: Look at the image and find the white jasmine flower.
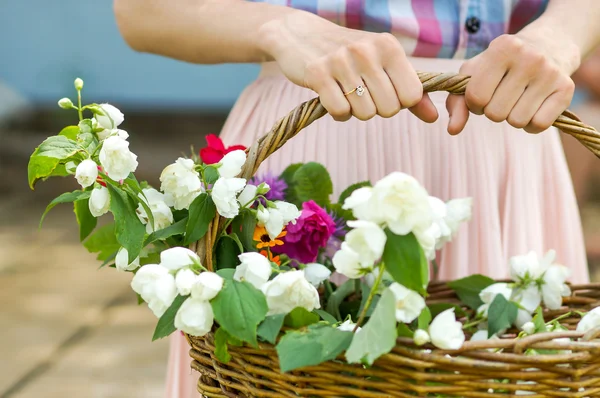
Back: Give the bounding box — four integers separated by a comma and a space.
388, 283, 426, 323
237, 184, 257, 208
190, 272, 224, 301
98, 135, 138, 181
174, 297, 214, 337
234, 252, 272, 289
97, 128, 128, 142
211, 177, 246, 219
342, 187, 373, 221
332, 242, 369, 279
94, 103, 124, 130
89, 186, 110, 217
429, 308, 465, 350
443, 198, 473, 239
577, 307, 600, 333
477, 283, 513, 317
344, 220, 387, 266
75, 159, 98, 188
541, 264, 571, 310
256, 201, 301, 239
175, 268, 198, 296
368, 172, 432, 235
160, 247, 201, 271
274, 201, 302, 224
261, 270, 320, 316
337, 319, 361, 333
510, 250, 555, 282
414, 329, 431, 346
303, 263, 331, 287
217, 150, 246, 178
115, 247, 140, 271
160, 158, 203, 210
131, 264, 177, 318
136, 188, 174, 234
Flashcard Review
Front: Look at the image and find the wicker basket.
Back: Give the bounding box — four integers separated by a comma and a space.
186, 72, 600, 397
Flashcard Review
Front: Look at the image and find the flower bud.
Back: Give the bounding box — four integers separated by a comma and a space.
65, 161, 77, 175
75, 159, 99, 188
413, 329, 431, 346
74, 78, 84, 90
58, 97, 74, 109
522, 321, 536, 335
256, 182, 271, 195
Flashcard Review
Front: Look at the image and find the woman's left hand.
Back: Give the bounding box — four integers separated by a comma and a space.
446, 33, 578, 135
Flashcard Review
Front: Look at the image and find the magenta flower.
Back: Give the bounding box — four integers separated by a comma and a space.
273, 200, 336, 264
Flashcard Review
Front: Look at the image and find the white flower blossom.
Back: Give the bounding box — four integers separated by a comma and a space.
160, 247, 201, 271
175, 268, 198, 296
174, 297, 214, 337
303, 263, 331, 287
115, 247, 140, 271
261, 270, 321, 315
414, 329, 431, 346
212, 177, 246, 218
443, 198, 472, 241
95, 103, 124, 130
234, 252, 272, 289
337, 319, 361, 333
429, 308, 465, 350
541, 264, 571, 310
218, 150, 246, 178
159, 158, 203, 210
345, 219, 386, 264
98, 135, 138, 181
131, 264, 177, 318
75, 159, 98, 188
477, 283, 513, 317
89, 186, 110, 217
237, 184, 257, 208
388, 283, 426, 323
577, 307, 600, 333
256, 201, 301, 239
332, 243, 369, 279
136, 188, 174, 234
342, 187, 374, 221
190, 272, 224, 301
510, 250, 556, 282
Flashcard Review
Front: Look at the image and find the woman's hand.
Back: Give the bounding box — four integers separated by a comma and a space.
446, 30, 579, 135
259, 11, 438, 122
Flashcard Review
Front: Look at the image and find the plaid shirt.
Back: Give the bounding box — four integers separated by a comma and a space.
249, 0, 549, 59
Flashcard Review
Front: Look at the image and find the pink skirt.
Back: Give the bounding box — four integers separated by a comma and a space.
164, 57, 589, 398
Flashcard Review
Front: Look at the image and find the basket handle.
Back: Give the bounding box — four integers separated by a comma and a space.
239, 71, 600, 180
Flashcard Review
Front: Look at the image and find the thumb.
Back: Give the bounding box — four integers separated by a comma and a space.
446, 94, 469, 135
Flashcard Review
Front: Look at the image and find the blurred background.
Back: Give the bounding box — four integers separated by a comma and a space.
1, 2, 599, 397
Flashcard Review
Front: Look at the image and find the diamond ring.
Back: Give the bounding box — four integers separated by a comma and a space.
344, 85, 366, 97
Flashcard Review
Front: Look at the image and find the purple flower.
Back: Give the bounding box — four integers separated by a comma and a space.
329, 210, 347, 239
249, 172, 287, 204
273, 200, 336, 264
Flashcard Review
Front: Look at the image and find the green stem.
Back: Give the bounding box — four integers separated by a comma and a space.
462, 317, 487, 330
548, 311, 573, 325
77, 89, 83, 121
353, 263, 385, 332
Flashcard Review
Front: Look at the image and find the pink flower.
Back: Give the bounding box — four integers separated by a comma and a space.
274, 200, 336, 264
199, 134, 246, 165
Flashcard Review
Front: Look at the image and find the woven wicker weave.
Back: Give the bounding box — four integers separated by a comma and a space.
186, 71, 600, 397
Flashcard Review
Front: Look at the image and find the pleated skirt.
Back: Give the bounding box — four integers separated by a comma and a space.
165, 57, 589, 398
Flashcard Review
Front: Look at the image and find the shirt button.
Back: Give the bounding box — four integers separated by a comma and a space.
465, 16, 481, 34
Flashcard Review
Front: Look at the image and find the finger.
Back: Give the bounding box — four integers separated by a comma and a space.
483, 68, 530, 123
462, 57, 507, 116
383, 51, 424, 110
408, 93, 438, 123
334, 46, 377, 120
360, 69, 401, 118
446, 94, 470, 135
523, 91, 571, 134
505, 78, 555, 132
305, 65, 352, 122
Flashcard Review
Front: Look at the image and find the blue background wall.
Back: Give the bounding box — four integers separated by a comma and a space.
0, 1, 260, 111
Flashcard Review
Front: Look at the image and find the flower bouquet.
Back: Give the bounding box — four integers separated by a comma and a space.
29, 79, 600, 397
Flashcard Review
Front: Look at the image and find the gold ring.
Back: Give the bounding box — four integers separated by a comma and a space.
344, 85, 365, 97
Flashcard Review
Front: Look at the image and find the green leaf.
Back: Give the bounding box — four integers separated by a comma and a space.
106, 184, 146, 263
184, 193, 216, 245
428, 303, 467, 319
36, 135, 80, 159
216, 268, 235, 280
144, 218, 187, 246
447, 274, 496, 311
326, 280, 355, 321
214, 327, 233, 363
83, 223, 120, 262
78, 119, 94, 134
211, 280, 268, 346
231, 209, 257, 251
74, 199, 97, 241
215, 236, 241, 270
152, 295, 187, 341
397, 323, 414, 338
257, 314, 285, 344
418, 307, 432, 330
338, 181, 371, 205
382, 230, 428, 295
345, 287, 397, 365
284, 307, 320, 329
487, 294, 518, 338
58, 126, 80, 140
204, 166, 219, 184
77, 132, 99, 153
276, 324, 354, 372
280, 163, 303, 186
532, 307, 548, 333
40, 190, 91, 227
315, 310, 337, 324
292, 162, 333, 207
28, 156, 60, 190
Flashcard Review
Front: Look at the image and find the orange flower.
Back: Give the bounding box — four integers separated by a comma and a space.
260, 249, 281, 266
253, 225, 286, 249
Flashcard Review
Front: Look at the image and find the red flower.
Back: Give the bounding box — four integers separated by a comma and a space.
199, 134, 246, 165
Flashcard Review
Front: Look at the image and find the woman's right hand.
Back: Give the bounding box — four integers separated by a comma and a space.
258, 10, 438, 122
